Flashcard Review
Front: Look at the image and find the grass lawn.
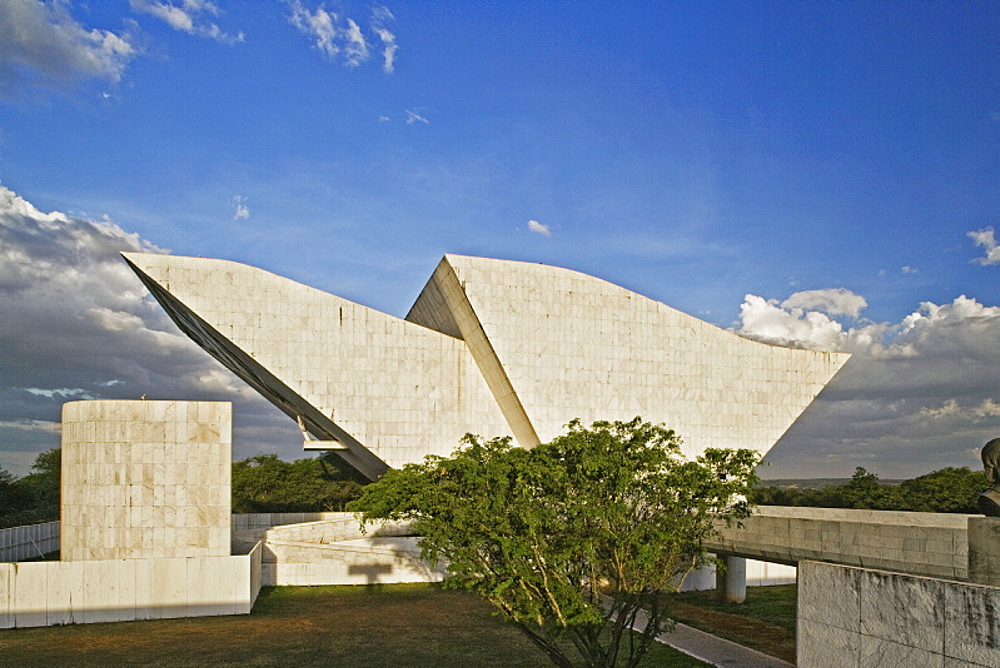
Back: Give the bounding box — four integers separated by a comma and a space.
0, 583, 708, 667
662, 584, 797, 664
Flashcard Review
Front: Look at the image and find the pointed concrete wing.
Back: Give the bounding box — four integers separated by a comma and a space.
123, 253, 510, 480
406, 254, 850, 459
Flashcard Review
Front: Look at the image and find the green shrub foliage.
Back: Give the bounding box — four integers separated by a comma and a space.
349, 417, 760, 668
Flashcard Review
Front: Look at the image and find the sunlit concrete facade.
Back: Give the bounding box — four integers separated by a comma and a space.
124, 252, 850, 480
61, 400, 232, 560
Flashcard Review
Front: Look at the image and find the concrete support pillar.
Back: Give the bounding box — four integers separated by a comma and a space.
716, 554, 746, 604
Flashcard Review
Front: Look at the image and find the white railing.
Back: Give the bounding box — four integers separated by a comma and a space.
0, 521, 59, 562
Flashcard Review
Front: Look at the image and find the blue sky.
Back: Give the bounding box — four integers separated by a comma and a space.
1, 0, 999, 479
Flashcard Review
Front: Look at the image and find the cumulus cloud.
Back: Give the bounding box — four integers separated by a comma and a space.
0, 184, 298, 475
231, 195, 249, 220
129, 0, 244, 45
781, 288, 868, 319
969, 226, 1000, 266
0, 0, 140, 100
739, 287, 1000, 478
527, 219, 552, 238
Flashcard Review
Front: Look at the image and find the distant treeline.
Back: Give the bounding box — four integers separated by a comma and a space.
751, 466, 989, 514
0, 449, 366, 529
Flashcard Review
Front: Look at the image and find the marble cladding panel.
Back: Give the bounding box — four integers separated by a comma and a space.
0, 553, 259, 629
127, 252, 847, 471
60, 400, 231, 561
798, 561, 1000, 668
125, 254, 510, 469
442, 254, 849, 459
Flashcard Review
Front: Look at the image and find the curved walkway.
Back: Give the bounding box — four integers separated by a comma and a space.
658, 622, 794, 668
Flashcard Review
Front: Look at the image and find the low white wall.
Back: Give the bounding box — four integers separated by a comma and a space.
257, 515, 445, 586
0, 522, 59, 563
233, 512, 347, 532
0, 545, 262, 629
798, 560, 1000, 667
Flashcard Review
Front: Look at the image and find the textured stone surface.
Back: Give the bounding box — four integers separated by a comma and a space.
708, 506, 971, 579
859, 568, 944, 653
61, 400, 231, 560
798, 618, 861, 667
124, 252, 849, 479
798, 561, 1000, 668
0, 552, 260, 629
968, 517, 1000, 587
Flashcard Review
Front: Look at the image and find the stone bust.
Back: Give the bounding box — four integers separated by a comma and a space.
978, 438, 1000, 517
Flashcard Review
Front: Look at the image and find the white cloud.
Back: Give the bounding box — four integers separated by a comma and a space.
405, 109, 429, 125
129, 0, 244, 45
781, 288, 867, 318
288, 0, 403, 71
902, 265, 918, 274
0, 0, 140, 100
741, 287, 1000, 477
371, 5, 397, 74
969, 226, 1000, 266
231, 195, 250, 220
0, 184, 299, 476
527, 219, 552, 238
919, 398, 1000, 421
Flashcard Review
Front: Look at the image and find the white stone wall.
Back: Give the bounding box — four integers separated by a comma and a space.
124, 254, 509, 474
411, 255, 849, 459
61, 401, 231, 560
124, 252, 848, 477
0, 548, 261, 629
798, 560, 1000, 667
257, 515, 444, 586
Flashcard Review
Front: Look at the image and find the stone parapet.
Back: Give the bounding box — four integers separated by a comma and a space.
707, 506, 972, 580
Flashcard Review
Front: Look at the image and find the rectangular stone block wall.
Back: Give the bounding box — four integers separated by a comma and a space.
61, 401, 231, 560
708, 506, 970, 580
798, 560, 1000, 667
0, 550, 260, 629
968, 517, 1000, 587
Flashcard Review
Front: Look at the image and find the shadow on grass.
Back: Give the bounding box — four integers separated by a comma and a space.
1, 583, 707, 667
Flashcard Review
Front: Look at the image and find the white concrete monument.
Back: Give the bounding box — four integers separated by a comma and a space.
123, 253, 850, 480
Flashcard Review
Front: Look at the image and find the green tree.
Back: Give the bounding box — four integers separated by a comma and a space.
349, 418, 759, 668
0, 449, 61, 528
841, 467, 902, 510
232, 454, 363, 513
898, 467, 988, 513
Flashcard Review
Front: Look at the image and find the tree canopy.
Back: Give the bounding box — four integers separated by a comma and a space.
231, 452, 364, 513
0, 448, 61, 529
348, 418, 760, 668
